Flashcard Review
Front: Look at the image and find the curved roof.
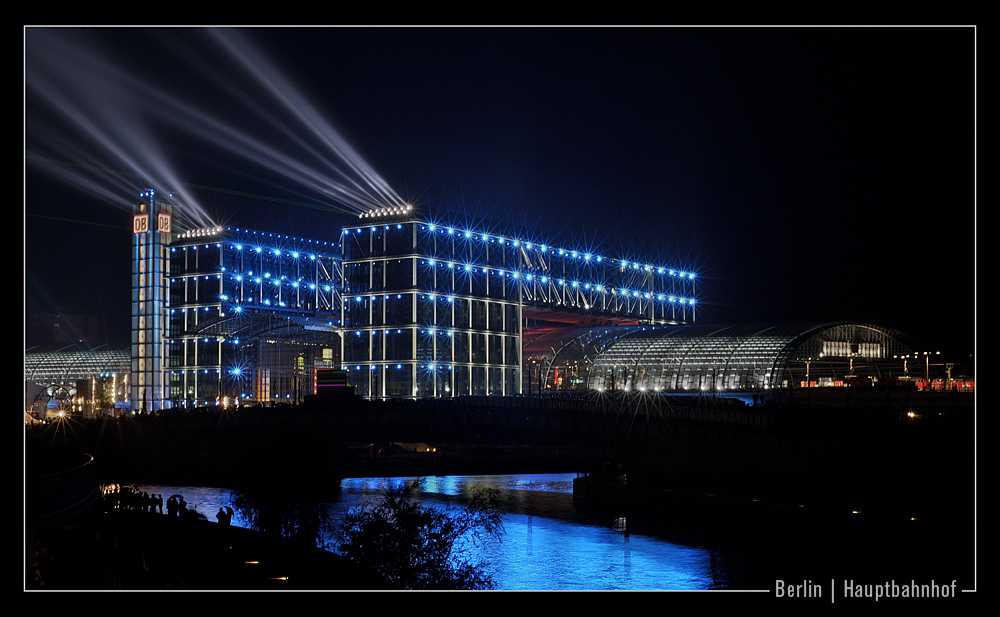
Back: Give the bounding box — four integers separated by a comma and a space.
178, 311, 339, 341
541, 322, 915, 392
24, 343, 130, 385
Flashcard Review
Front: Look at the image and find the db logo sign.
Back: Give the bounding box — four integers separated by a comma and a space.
133, 214, 149, 234
158, 213, 171, 233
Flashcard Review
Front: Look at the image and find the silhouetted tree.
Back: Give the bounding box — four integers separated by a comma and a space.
337, 480, 504, 589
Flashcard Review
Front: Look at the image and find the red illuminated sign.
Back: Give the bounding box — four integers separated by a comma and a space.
133, 214, 149, 234
158, 213, 171, 233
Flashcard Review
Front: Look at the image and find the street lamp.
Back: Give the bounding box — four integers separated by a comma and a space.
921, 351, 940, 389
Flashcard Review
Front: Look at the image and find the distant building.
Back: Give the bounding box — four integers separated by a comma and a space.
26, 312, 101, 345
530, 322, 921, 393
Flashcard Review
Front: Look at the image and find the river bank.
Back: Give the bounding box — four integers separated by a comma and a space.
28, 506, 390, 591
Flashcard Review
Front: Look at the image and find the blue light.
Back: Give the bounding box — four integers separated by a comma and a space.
428, 224, 436, 231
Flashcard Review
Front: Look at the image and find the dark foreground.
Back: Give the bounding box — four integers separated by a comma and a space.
28, 508, 390, 591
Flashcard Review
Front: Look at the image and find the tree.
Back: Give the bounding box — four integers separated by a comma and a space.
337, 479, 505, 590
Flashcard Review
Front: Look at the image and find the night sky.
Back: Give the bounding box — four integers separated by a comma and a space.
24, 27, 976, 359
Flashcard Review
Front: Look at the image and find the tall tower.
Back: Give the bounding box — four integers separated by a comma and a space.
130, 189, 173, 413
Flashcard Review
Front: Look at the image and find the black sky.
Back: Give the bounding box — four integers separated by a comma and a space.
24, 26, 976, 358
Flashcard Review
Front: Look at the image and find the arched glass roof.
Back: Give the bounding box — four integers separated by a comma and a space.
24, 344, 131, 385
541, 322, 915, 392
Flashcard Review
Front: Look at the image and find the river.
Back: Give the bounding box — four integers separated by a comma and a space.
134, 472, 972, 592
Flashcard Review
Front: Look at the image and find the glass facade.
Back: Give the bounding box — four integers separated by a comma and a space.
340, 214, 699, 398
165, 227, 341, 407
539, 322, 916, 393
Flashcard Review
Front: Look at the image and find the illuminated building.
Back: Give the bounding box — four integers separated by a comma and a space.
533, 322, 919, 393
164, 225, 341, 407
109, 192, 954, 411
340, 207, 696, 398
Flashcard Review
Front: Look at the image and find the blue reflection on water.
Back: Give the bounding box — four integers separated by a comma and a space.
141, 473, 715, 591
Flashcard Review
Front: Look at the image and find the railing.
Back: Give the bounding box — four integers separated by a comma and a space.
25, 454, 100, 530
